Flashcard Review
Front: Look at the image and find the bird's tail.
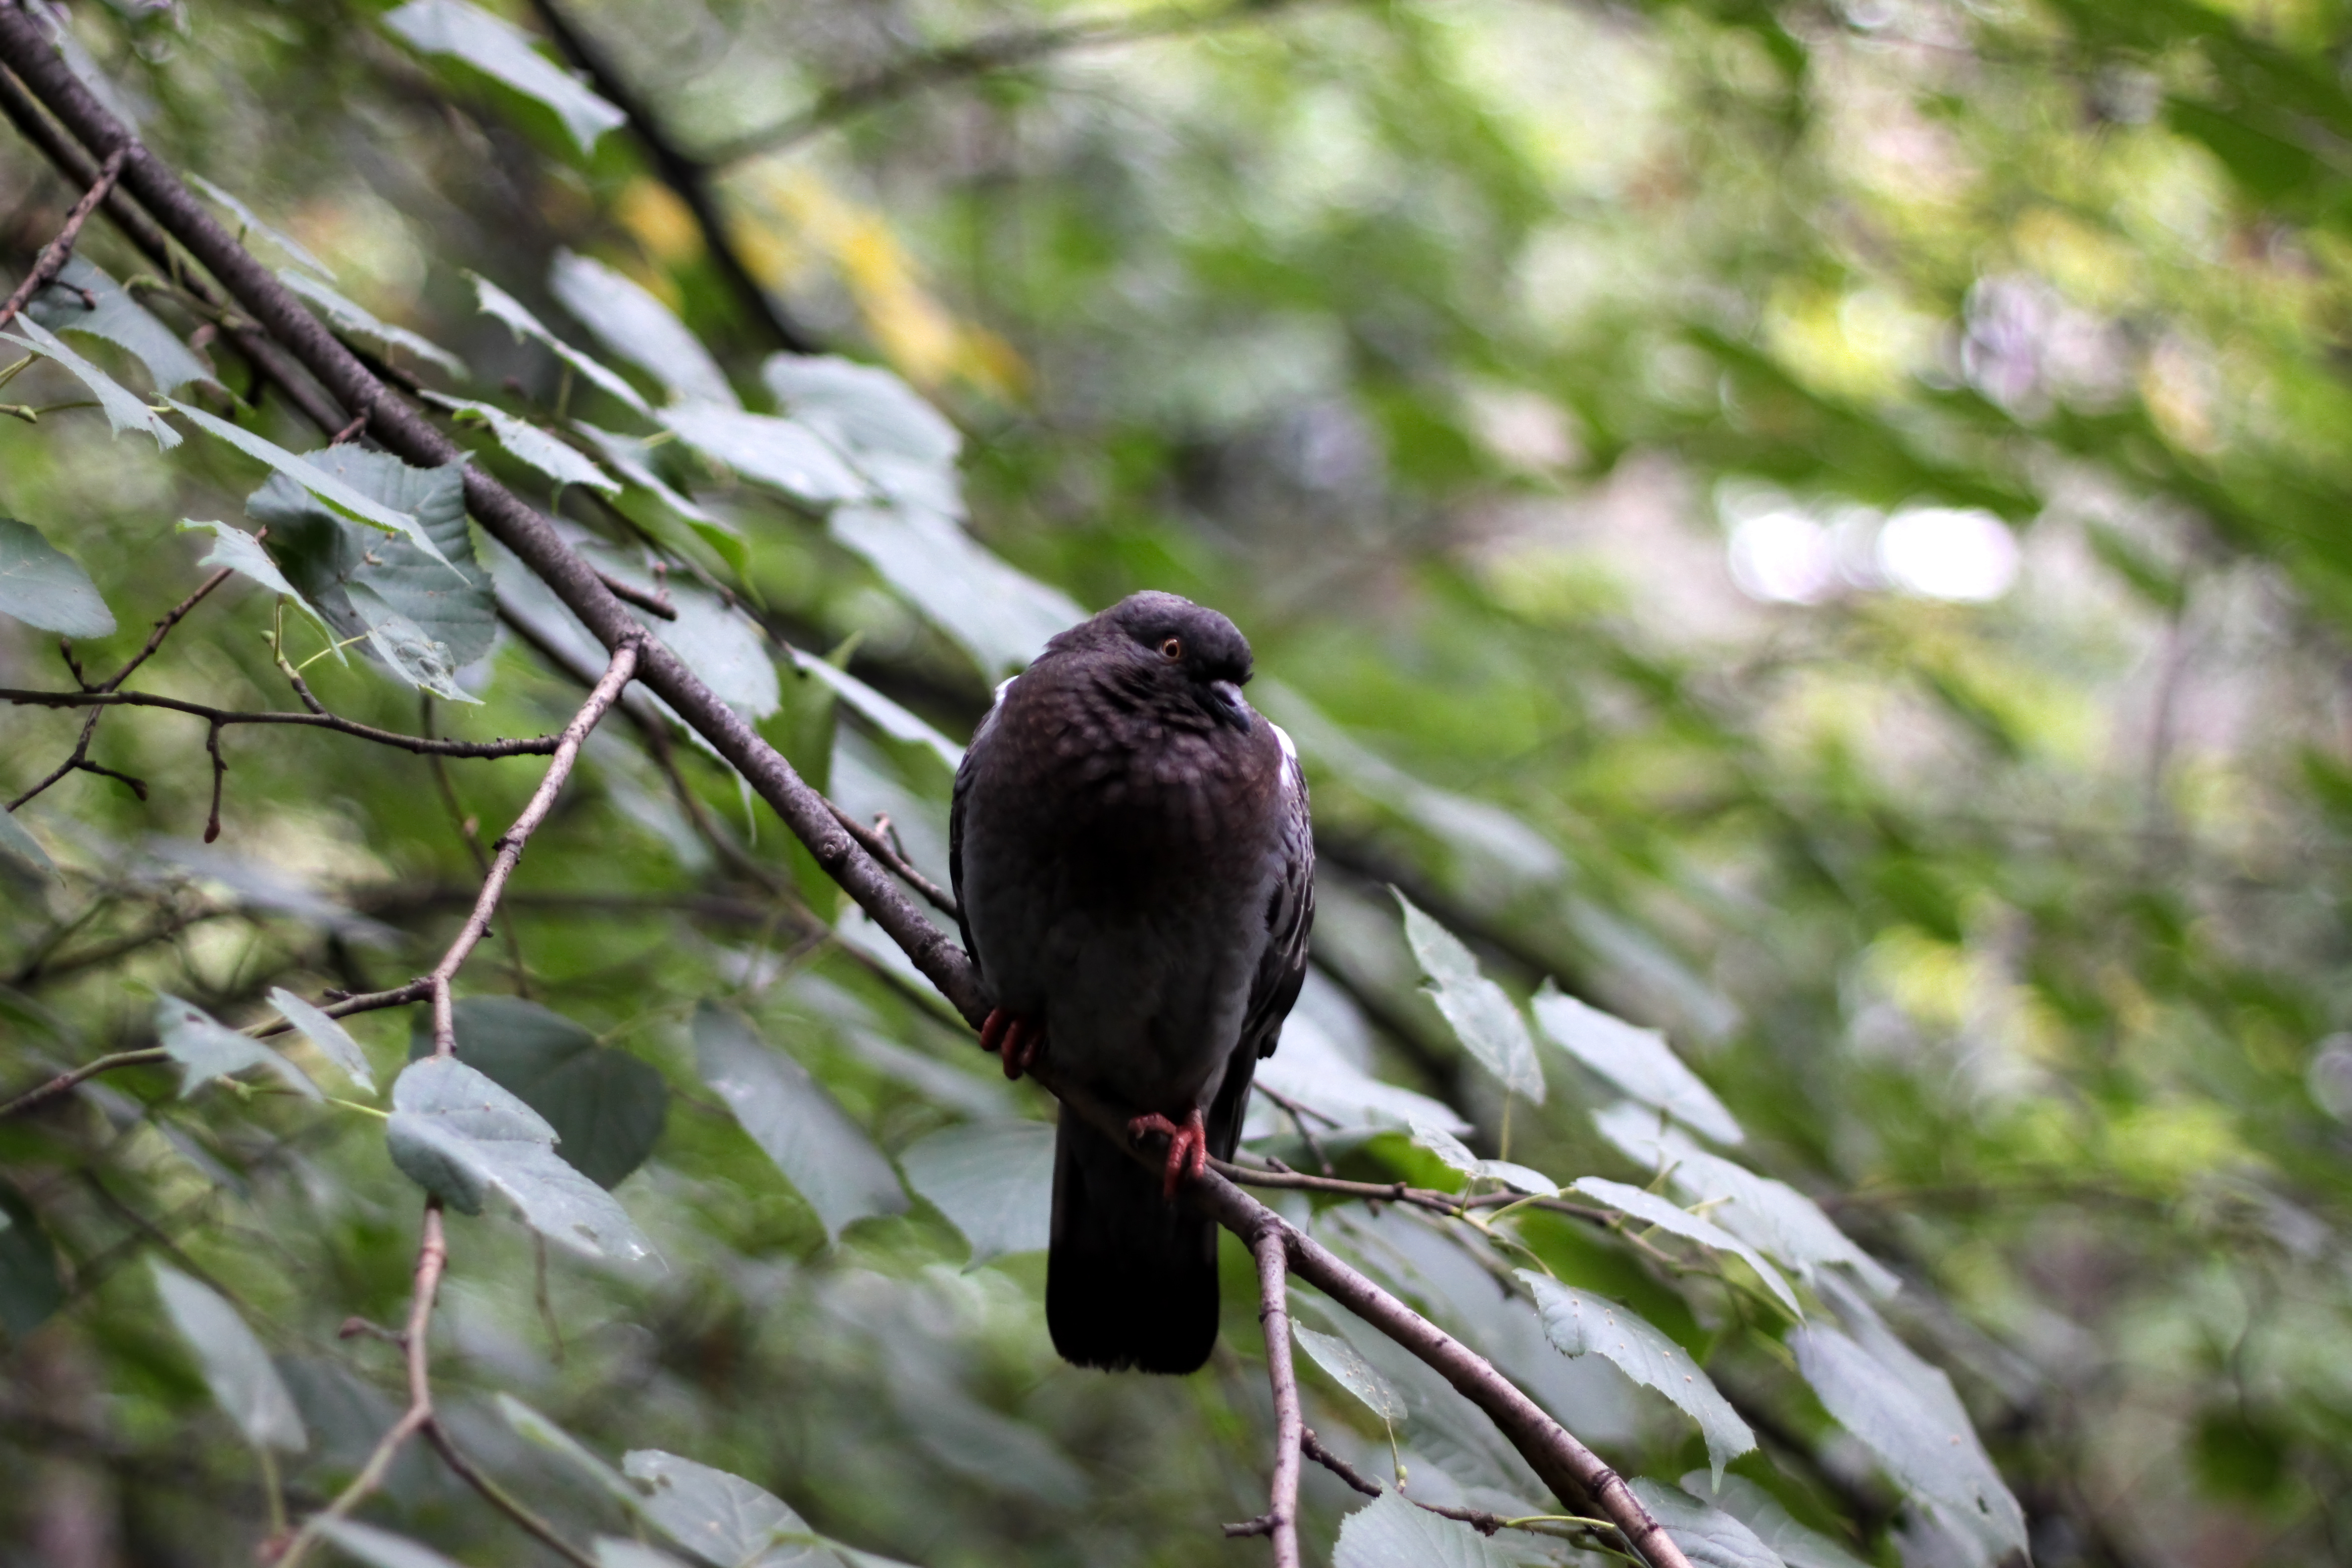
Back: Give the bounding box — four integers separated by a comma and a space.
1046, 1104, 1220, 1374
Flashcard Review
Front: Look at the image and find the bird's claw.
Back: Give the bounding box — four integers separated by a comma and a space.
1128, 1108, 1209, 1198
979, 1007, 1047, 1080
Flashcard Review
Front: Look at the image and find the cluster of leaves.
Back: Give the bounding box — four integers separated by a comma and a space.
4, 0, 2352, 1564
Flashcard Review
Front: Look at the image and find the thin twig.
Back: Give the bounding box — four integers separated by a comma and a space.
1253, 1082, 1337, 1175
1301, 1427, 1382, 1497
422, 1420, 597, 1568
0, 143, 124, 332
1253, 1226, 1304, 1568
594, 566, 678, 620
827, 799, 959, 917
1213, 1155, 1617, 1227
0, 1046, 168, 1120
201, 719, 226, 842
0, 688, 565, 756
425, 638, 642, 1054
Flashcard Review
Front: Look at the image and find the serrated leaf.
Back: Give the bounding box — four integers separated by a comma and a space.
386, 1055, 658, 1265
694, 1004, 907, 1242
1789, 1285, 2026, 1566
898, 1120, 1053, 1266
1257, 1004, 1470, 1136
1, 318, 180, 448
659, 403, 867, 505
1676, 1474, 1873, 1568
472, 274, 651, 415
0, 516, 114, 638
1332, 1491, 1507, 1568
156, 993, 322, 1101
28, 257, 209, 392
348, 582, 477, 703
267, 987, 374, 1093
761, 354, 959, 466
0, 1182, 64, 1339
1519, 1273, 1755, 1486
187, 174, 336, 279
249, 448, 494, 698
789, 648, 961, 769
172, 400, 448, 564
1533, 980, 1742, 1145
0, 807, 57, 881
1393, 890, 1545, 1102
827, 504, 1086, 680
279, 269, 466, 379
1405, 1117, 1553, 1193
409, 997, 666, 1188
1628, 1480, 1788, 1568
1592, 1103, 1898, 1296
1294, 1323, 1408, 1425
573, 419, 716, 519
424, 391, 616, 490
549, 250, 735, 406
178, 520, 334, 639
1571, 1176, 1802, 1318
316, 1519, 460, 1568
651, 583, 779, 717
383, 0, 626, 154
623, 1449, 824, 1568
151, 1261, 307, 1452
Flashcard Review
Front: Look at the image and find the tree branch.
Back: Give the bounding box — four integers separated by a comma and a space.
0, 688, 567, 757
0, 1046, 167, 1120
1251, 1227, 1305, 1567
0, 142, 121, 330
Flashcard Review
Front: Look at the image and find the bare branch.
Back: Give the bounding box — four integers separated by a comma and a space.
827, 799, 960, 917
422, 1420, 599, 1568
1253, 1227, 1304, 1568
0, 1046, 168, 1121
425, 637, 641, 1054
1300, 1427, 1382, 1497
593, 567, 678, 620
0, 143, 123, 331
0, 688, 566, 757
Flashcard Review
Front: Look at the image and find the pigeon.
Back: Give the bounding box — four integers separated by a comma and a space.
949, 591, 1314, 1373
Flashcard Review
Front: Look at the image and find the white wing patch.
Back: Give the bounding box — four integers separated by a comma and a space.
1272, 721, 1303, 796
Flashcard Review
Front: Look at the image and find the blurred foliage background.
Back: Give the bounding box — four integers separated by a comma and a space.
4, 0, 2352, 1563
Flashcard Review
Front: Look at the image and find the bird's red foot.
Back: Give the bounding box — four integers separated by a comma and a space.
1128, 1107, 1209, 1198
979, 1007, 1047, 1080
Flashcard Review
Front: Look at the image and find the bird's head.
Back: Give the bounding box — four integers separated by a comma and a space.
1053, 590, 1258, 732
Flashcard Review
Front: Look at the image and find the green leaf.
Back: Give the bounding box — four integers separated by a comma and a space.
0, 318, 180, 448
1592, 1104, 1897, 1296
692, 1003, 907, 1242
788, 648, 962, 770
1406, 1116, 1556, 1194
0, 1182, 64, 1339
248, 447, 493, 699
1393, 891, 1545, 1102
621, 1448, 824, 1568
650, 583, 780, 718
1519, 1272, 1755, 1487
1570, 1176, 1801, 1318
1789, 1284, 2026, 1566
0, 806, 57, 881
827, 504, 1086, 679
572, 420, 717, 520
1532, 980, 1741, 1145
266, 986, 374, 1093
549, 250, 735, 406
897, 1120, 1053, 1265
27, 257, 209, 392
761, 354, 959, 466
187, 173, 337, 280
385, 1055, 659, 1265
0, 517, 116, 639
1628, 1479, 1788, 1568
1332, 1491, 1507, 1568
383, 0, 627, 155
278, 269, 466, 380
315, 1519, 462, 1568
408, 996, 666, 1188
424, 391, 617, 491
596, 1542, 693, 1568
1675, 1474, 1873, 1568
658, 403, 868, 505
177, 520, 334, 638
471, 274, 652, 415
156, 993, 322, 1101
1293, 1323, 1408, 1426
173, 400, 448, 565
150, 1261, 307, 1452
1256, 1004, 1468, 1135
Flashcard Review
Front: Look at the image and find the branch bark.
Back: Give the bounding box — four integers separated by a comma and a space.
0, 688, 566, 757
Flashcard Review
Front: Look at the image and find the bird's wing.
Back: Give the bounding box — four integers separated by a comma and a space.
1207, 722, 1314, 1161
949, 675, 1019, 967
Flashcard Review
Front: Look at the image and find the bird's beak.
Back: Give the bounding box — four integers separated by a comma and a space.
1205, 679, 1252, 732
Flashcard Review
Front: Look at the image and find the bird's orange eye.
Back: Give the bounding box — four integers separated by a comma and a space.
1160, 637, 1183, 661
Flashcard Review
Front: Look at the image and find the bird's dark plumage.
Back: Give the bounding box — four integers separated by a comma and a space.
949, 591, 1314, 1373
